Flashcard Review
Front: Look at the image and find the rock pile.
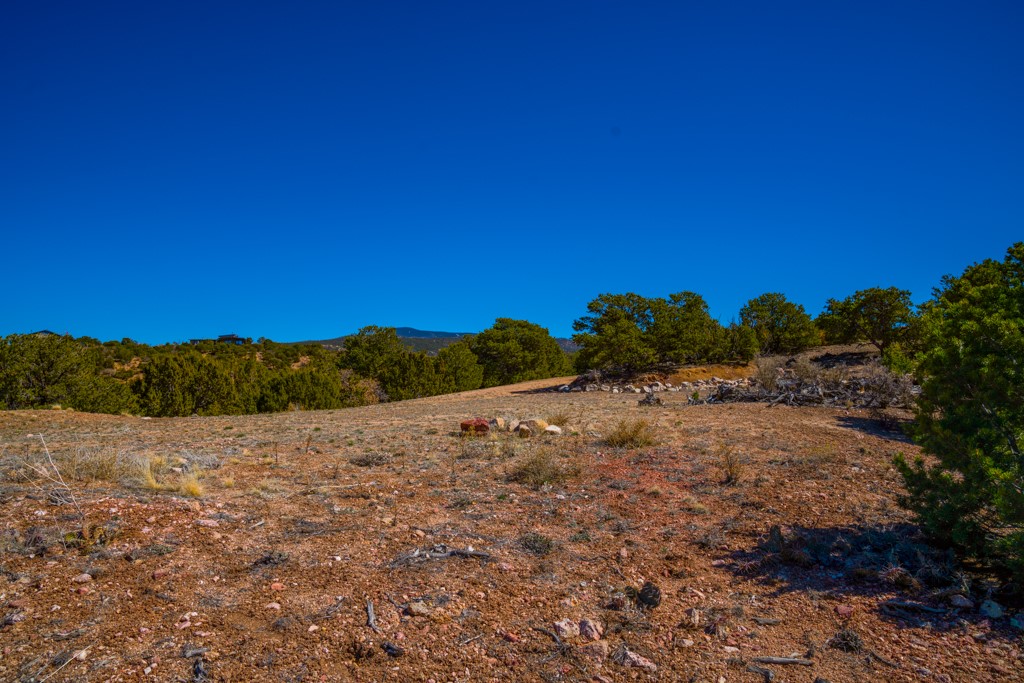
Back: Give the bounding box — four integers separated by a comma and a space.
460, 417, 565, 438
557, 375, 753, 396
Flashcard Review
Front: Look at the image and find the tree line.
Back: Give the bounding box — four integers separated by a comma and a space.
0, 318, 572, 417
0, 285, 923, 417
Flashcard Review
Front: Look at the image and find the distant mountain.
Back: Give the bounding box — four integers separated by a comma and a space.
393, 327, 472, 339
296, 327, 579, 355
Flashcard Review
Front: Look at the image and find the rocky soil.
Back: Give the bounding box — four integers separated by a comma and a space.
1, 375, 1021, 682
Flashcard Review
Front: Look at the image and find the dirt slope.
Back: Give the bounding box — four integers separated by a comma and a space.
0, 381, 1020, 682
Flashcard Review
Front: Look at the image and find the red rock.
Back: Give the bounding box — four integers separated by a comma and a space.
835, 604, 855, 618
460, 418, 489, 434
270, 582, 286, 591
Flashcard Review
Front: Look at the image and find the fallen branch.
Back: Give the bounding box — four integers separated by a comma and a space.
366, 599, 380, 632
868, 649, 899, 668
751, 656, 813, 666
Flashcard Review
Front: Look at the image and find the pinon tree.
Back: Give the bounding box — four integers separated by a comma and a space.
895, 242, 1024, 578
470, 319, 571, 387
817, 286, 915, 355
739, 292, 820, 354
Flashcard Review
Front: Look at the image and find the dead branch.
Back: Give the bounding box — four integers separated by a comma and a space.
751, 656, 813, 666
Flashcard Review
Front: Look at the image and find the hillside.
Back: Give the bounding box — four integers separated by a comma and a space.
0, 377, 1019, 681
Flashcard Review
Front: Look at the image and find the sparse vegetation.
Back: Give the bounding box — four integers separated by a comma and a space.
508, 446, 579, 488
519, 531, 556, 555
604, 419, 656, 449
719, 447, 744, 485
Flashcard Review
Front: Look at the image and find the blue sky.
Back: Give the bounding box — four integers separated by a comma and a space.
3, 1, 1021, 344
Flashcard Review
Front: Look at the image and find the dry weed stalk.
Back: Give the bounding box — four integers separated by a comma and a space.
16, 435, 86, 522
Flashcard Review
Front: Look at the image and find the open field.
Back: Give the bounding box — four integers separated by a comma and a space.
1, 376, 1021, 682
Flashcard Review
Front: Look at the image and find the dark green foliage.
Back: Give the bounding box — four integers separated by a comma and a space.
895, 242, 1024, 579
818, 286, 916, 354
135, 351, 237, 416
435, 341, 484, 393
572, 292, 757, 371
469, 319, 572, 387
0, 334, 138, 414
739, 292, 821, 354
339, 326, 483, 400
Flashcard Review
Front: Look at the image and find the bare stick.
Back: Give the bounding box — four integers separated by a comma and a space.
39, 643, 94, 682
751, 656, 813, 666
366, 599, 380, 632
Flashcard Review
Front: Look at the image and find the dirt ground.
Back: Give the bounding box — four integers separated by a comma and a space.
1, 376, 1021, 682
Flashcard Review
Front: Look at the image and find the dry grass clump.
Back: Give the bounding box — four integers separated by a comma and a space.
546, 411, 571, 427
753, 357, 784, 391
604, 419, 656, 449
508, 446, 580, 488
350, 452, 390, 467
177, 472, 205, 497
719, 447, 745, 485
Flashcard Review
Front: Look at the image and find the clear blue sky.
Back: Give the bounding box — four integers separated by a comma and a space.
3, 1, 1021, 344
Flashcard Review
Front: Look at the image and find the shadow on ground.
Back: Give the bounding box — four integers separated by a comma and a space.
834, 415, 914, 444
722, 522, 1021, 633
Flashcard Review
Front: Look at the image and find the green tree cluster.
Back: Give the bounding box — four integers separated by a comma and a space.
895, 242, 1024, 578
468, 319, 572, 387
739, 292, 820, 354
572, 292, 759, 372
0, 334, 137, 413
817, 286, 916, 355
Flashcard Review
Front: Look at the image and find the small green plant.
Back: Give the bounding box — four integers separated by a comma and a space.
604, 419, 656, 449
519, 531, 556, 556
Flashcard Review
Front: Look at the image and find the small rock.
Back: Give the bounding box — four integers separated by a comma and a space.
579, 618, 603, 641
516, 426, 533, 438
617, 547, 629, 560
407, 601, 432, 617
195, 519, 220, 528
611, 646, 657, 672
497, 629, 520, 643
980, 600, 1004, 618
949, 594, 974, 609
681, 607, 701, 628
270, 582, 286, 591
723, 645, 740, 653
152, 568, 171, 580
544, 425, 563, 436
678, 638, 695, 647
834, 604, 854, 618
381, 641, 404, 657
265, 602, 281, 610
72, 573, 93, 583
553, 618, 580, 639
519, 419, 549, 434
488, 417, 506, 431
